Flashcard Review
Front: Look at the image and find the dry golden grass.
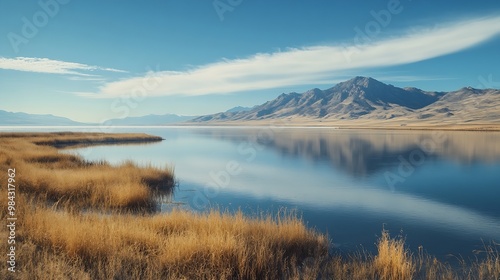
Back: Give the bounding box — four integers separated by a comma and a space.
0, 132, 499, 279
15, 205, 327, 279
0, 131, 163, 147
315, 232, 500, 280
374, 230, 415, 279
0, 133, 172, 211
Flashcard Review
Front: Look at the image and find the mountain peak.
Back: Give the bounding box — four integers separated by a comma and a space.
351, 76, 375, 82
343, 76, 383, 88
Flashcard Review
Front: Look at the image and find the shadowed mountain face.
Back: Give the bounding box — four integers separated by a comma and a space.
192, 77, 498, 123
324, 77, 441, 112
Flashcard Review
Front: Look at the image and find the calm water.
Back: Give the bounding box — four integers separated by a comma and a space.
4, 127, 500, 259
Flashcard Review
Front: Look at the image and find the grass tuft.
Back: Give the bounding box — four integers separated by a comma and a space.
374, 229, 415, 279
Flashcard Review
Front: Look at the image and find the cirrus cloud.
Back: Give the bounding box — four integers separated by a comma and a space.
0, 57, 126, 76
92, 16, 500, 98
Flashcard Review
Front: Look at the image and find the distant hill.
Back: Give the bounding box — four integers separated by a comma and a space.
104, 114, 195, 126
410, 87, 500, 123
191, 77, 499, 124
225, 106, 255, 113
0, 110, 196, 126
0, 110, 86, 126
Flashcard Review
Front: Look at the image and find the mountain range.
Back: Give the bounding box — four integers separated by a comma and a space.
191, 77, 500, 126
2, 77, 498, 127
0, 110, 87, 126
0, 111, 195, 126
104, 114, 194, 126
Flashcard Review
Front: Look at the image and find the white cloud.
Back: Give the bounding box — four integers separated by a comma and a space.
374, 75, 458, 83
68, 91, 104, 98
93, 16, 500, 98
0, 57, 126, 76
67, 76, 107, 82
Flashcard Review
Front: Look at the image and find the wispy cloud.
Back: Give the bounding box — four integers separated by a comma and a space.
67, 76, 108, 82
374, 75, 459, 83
0, 57, 126, 76
78, 16, 498, 97
69, 91, 103, 98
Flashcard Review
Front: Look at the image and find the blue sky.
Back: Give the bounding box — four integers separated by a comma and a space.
0, 0, 499, 123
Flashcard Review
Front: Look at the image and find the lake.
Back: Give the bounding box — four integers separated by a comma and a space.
4, 126, 500, 260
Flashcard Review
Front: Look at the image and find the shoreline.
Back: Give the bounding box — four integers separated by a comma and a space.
2, 120, 500, 132
0, 131, 164, 146
178, 121, 500, 131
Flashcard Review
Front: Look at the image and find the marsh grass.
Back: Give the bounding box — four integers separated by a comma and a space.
0, 133, 171, 211
1, 131, 163, 147
313, 232, 500, 280
374, 230, 415, 279
1, 132, 499, 279
16, 205, 327, 279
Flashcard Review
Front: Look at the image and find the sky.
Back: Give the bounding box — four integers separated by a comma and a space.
0, 0, 499, 123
